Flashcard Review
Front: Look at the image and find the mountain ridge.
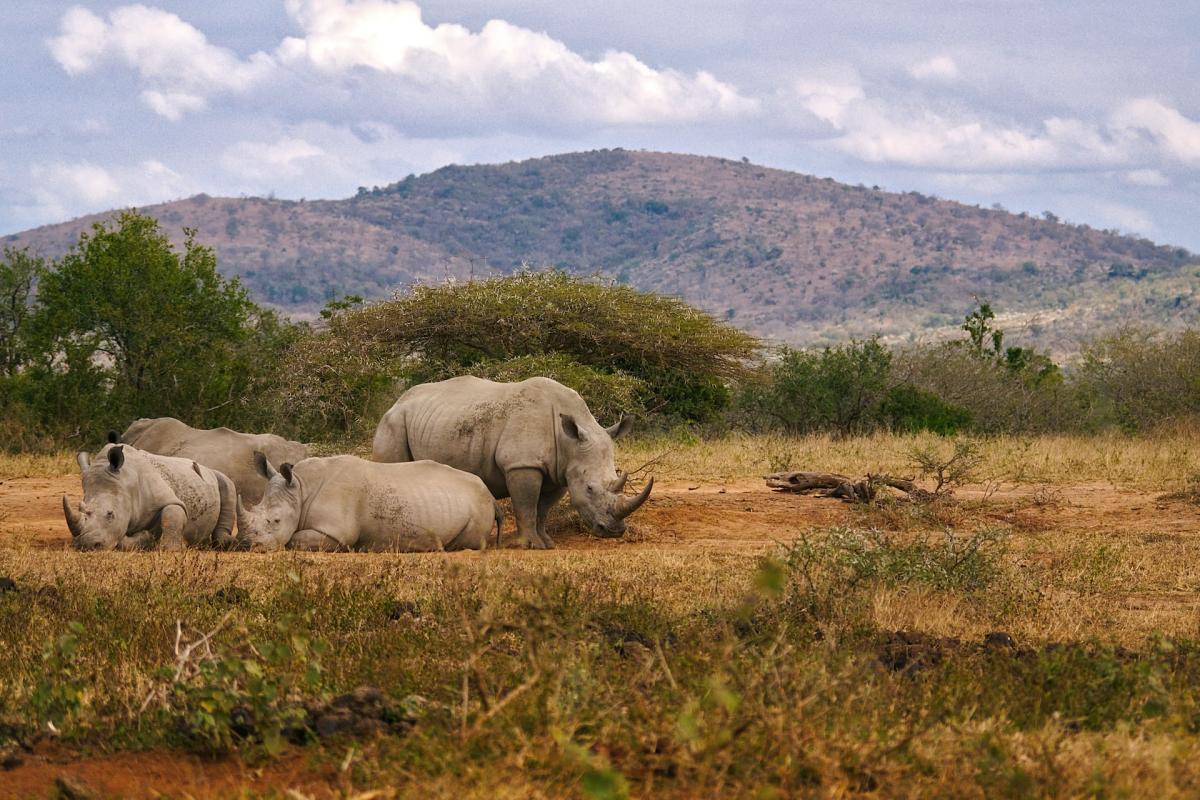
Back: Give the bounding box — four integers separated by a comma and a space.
6, 149, 1197, 354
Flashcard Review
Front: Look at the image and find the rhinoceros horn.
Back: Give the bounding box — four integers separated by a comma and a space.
608, 471, 628, 493
236, 496, 249, 531
63, 496, 82, 537
614, 476, 653, 519
76, 452, 89, 471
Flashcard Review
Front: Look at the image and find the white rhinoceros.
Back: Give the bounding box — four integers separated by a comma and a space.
63, 444, 236, 551
235, 453, 501, 552
117, 417, 309, 504
371, 376, 652, 549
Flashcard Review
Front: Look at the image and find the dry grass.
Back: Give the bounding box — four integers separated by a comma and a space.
0, 451, 75, 480
620, 429, 1200, 491
7, 432, 1200, 797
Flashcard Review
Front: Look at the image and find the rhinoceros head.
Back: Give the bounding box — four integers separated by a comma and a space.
235, 451, 301, 551
559, 413, 653, 537
64, 446, 136, 551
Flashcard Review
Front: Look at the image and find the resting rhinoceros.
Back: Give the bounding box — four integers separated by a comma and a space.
235, 453, 502, 552
371, 376, 652, 549
63, 444, 236, 551
118, 417, 309, 503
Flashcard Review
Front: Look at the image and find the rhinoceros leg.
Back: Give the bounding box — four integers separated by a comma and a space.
159, 505, 188, 551
505, 468, 552, 549
536, 487, 566, 549
288, 529, 348, 552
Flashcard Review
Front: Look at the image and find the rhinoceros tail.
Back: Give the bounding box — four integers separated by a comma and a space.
493, 501, 504, 549
212, 471, 237, 550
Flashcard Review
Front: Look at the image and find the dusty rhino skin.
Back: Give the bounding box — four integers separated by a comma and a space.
371, 376, 652, 549
63, 444, 236, 551
119, 417, 309, 504
236, 454, 501, 552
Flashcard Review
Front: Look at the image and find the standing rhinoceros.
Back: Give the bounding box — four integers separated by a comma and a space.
63, 444, 236, 551
117, 417, 309, 504
371, 376, 653, 549
235, 453, 501, 552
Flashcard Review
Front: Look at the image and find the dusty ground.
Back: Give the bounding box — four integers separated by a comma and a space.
4, 466, 1200, 797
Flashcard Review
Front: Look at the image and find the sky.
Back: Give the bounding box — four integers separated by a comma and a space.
3, 1, 1199, 249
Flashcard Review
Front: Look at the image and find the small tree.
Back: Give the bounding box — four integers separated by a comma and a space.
26, 211, 265, 437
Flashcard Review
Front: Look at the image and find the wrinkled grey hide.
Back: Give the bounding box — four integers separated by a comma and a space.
371, 376, 652, 549
119, 417, 309, 504
235, 454, 501, 552
63, 444, 236, 551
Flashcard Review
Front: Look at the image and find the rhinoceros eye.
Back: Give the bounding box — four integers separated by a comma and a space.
106, 511, 114, 520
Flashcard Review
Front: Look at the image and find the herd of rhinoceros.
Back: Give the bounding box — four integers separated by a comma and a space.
61, 375, 654, 552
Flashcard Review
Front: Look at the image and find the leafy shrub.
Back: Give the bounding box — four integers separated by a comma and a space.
165, 608, 327, 756
881, 384, 971, 434
31, 621, 87, 732
736, 338, 893, 435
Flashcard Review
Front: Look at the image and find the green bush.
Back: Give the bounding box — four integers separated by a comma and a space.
736, 338, 893, 435
881, 384, 971, 434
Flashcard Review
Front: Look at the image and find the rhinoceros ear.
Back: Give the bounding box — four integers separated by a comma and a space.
606, 414, 634, 440
253, 450, 277, 480
107, 430, 120, 444
280, 463, 294, 486
560, 413, 585, 442
107, 445, 124, 473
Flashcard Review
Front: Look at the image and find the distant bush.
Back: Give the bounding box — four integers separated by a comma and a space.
892, 343, 1076, 433
1076, 328, 1200, 432
735, 339, 891, 435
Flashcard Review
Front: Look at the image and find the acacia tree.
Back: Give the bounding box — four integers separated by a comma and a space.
27, 211, 265, 434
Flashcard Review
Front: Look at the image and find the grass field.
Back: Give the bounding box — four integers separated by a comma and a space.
3, 432, 1200, 797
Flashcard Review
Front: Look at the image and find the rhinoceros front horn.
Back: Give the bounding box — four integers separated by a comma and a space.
63, 496, 82, 537
614, 476, 653, 519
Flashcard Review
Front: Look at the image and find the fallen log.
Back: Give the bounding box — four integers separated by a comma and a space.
764, 471, 935, 503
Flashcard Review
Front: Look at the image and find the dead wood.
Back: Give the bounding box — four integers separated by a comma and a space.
764, 471, 934, 503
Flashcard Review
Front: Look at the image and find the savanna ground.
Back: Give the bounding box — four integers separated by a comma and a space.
3, 432, 1200, 798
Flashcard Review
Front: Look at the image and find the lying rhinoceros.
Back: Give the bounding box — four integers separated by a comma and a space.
371, 376, 652, 549
235, 453, 502, 552
63, 444, 236, 551
117, 417, 309, 504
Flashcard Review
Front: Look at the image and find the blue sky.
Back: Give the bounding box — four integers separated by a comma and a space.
3, 1, 1199, 249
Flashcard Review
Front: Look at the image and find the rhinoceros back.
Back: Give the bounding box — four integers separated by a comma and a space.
373, 376, 592, 498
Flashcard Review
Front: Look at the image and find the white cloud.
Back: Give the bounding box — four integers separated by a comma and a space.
908, 55, 958, 81
48, 1, 756, 127
1111, 98, 1200, 164
1123, 168, 1169, 187
48, 5, 274, 118
220, 137, 326, 181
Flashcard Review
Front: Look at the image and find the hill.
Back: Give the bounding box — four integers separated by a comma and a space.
6, 149, 1198, 353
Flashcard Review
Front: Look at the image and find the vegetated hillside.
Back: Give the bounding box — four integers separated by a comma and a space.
7, 149, 1198, 353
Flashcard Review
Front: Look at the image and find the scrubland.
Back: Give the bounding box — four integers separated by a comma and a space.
2, 431, 1200, 797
